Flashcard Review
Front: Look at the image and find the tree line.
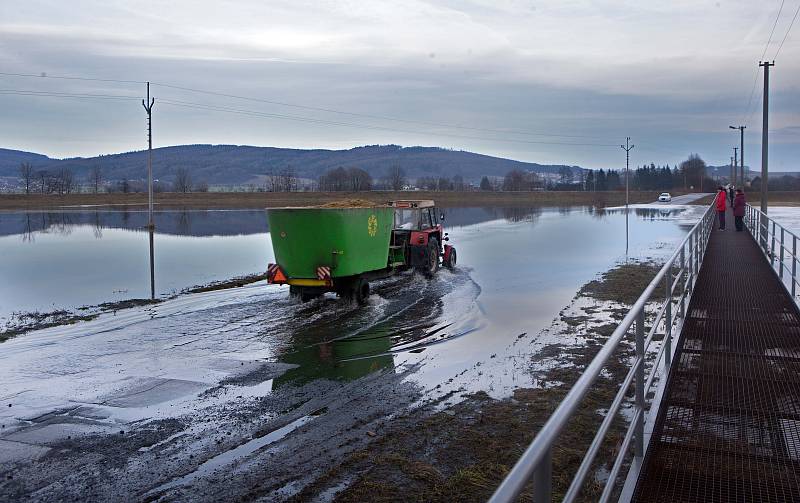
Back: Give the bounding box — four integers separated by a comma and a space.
17, 163, 210, 194
14, 154, 729, 195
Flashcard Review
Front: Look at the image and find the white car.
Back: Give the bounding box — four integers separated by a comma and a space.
658, 192, 672, 202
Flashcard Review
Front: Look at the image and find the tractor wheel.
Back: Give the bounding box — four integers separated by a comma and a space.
444, 247, 457, 270
418, 238, 440, 277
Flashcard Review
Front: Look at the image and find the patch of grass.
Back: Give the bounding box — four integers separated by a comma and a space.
580, 261, 662, 305
294, 337, 633, 503
183, 273, 268, 294
1, 298, 162, 343
0, 310, 99, 342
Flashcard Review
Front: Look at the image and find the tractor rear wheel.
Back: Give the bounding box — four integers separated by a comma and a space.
418, 238, 440, 277
444, 247, 457, 270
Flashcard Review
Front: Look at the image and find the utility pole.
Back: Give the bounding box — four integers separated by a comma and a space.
733, 147, 738, 185
730, 125, 746, 185
620, 137, 634, 209
759, 61, 774, 250
760, 62, 773, 214
731, 157, 735, 185
142, 82, 155, 229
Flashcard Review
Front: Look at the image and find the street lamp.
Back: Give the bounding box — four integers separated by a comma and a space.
729, 125, 745, 185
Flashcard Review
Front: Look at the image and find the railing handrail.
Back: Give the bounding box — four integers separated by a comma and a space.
489, 202, 716, 503
744, 203, 800, 300
746, 203, 800, 243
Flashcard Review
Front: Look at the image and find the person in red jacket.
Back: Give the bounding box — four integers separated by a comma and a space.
715, 186, 727, 230
733, 189, 746, 232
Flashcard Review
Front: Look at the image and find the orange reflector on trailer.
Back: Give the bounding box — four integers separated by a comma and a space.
272, 268, 287, 283
267, 263, 288, 283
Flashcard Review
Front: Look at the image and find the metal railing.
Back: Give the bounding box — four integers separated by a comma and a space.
745, 204, 800, 299
489, 203, 716, 503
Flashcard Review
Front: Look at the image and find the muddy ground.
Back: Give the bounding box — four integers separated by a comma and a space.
0, 260, 658, 502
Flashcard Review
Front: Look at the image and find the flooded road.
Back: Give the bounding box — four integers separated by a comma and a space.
0, 204, 706, 502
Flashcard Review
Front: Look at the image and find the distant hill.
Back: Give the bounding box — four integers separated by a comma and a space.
0, 144, 584, 186
0, 148, 54, 171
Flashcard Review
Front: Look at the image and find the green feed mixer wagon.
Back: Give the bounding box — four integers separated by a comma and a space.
266, 200, 457, 303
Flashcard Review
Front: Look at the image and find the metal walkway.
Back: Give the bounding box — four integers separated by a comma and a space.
633, 208, 800, 502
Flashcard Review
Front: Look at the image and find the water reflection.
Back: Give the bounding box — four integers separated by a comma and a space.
0, 209, 271, 238
149, 229, 155, 300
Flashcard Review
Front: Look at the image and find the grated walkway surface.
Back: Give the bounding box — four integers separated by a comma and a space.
633, 209, 800, 502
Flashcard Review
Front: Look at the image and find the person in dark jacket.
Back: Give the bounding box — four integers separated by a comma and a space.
733, 189, 746, 232
729, 186, 735, 205
715, 186, 727, 230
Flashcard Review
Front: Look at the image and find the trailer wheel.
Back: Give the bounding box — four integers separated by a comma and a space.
444, 247, 457, 270
418, 238, 440, 277
354, 279, 370, 305
290, 286, 320, 303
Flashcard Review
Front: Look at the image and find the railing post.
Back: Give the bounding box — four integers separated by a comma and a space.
664, 269, 672, 367
533, 448, 552, 502
771, 222, 777, 265
793, 236, 797, 298
680, 247, 687, 319
780, 228, 785, 279
635, 310, 645, 459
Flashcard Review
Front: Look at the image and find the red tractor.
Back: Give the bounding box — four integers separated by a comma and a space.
390, 200, 456, 276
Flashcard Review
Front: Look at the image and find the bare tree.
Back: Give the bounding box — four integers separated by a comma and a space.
19, 162, 34, 194
59, 168, 75, 194
348, 167, 372, 191
387, 165, 406, 191
279, 165, 298, 192
319, 167, 348, 191
88, 166, 103, 193
503, 169, 541, 191
37, 170, 48, 194
174, 167, 192, 193
195, 180, 209, 192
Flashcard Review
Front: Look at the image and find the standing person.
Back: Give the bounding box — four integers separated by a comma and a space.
729, 185, 735, 206
715, 186, 727, 230
733, 189, 746, 232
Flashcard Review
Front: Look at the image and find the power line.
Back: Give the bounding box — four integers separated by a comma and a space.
741, 67, 761, 124
0, 89, 140, 100
151, 81, 607, 140
1, 85, 620, 148
740, 0, 786, 123
158, 98, 619, 148
0, 69, 612, 141
774, 1, 800, 59
0, 71, 145, 85
761, 0, 786, 60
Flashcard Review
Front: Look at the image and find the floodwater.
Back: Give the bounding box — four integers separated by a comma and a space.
0, 203, 707, 501
0, 205, 704, 397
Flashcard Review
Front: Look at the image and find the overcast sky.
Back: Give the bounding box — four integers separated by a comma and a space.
1, 0, 798, 170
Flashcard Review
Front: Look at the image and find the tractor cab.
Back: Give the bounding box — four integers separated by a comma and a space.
388, 200, 455, 274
